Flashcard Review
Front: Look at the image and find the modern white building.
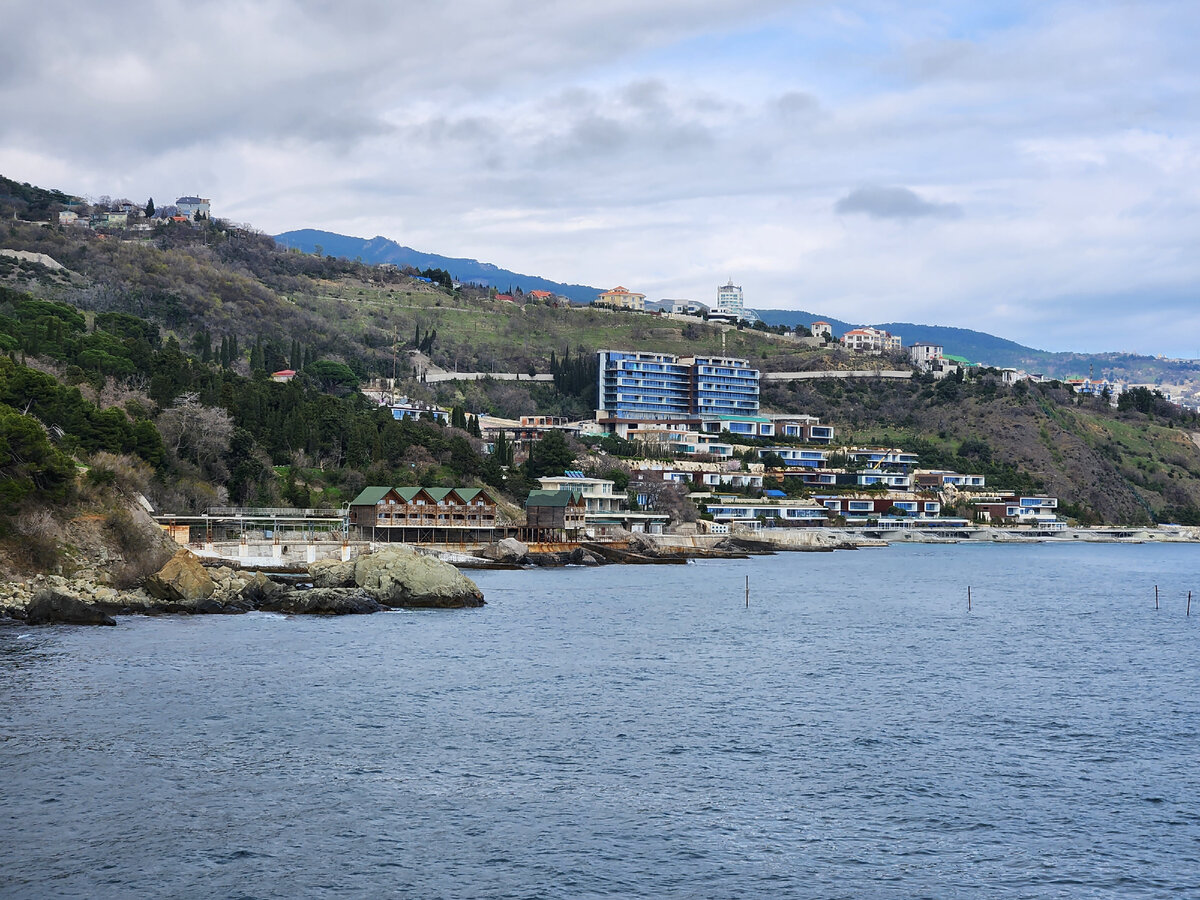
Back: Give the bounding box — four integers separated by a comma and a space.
843, 327, 901, 353
714, 281, 744, 321
538, 473, 621, 515
670, 299, 709, 317
909, 342, 944, 367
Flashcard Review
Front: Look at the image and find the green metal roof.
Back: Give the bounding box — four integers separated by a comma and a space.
349, 486, 393, 506
525, 489, 583, 508
454, 487, 493, 503
352, 486, 497, 506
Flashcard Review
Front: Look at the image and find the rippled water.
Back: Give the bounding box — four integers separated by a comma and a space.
3, 543, 1200, 899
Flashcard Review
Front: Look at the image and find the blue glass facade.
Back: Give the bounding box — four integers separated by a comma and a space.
597, 351, 759, 421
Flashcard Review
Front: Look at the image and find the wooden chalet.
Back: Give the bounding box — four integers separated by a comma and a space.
348, 486, 499, 543
523, 489, 586, 542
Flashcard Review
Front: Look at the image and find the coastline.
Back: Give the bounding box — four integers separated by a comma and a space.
2, 525, 1196, 627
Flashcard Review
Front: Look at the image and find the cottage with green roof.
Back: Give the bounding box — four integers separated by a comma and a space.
348, 486, 498, 542
524, 489, 586, 540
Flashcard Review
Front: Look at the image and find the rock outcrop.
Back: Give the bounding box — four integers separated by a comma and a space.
479, 537, 529, 564
25, 589, 116, 626
309, 545, 484, 608
144, 549, 215, 604
259, 587, 384, 616
353, 545, 485, 608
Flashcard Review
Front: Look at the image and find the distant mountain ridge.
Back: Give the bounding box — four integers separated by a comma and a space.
754, 310, 1199, 382
275, 229, 603, 303
277, 229, 1197, 383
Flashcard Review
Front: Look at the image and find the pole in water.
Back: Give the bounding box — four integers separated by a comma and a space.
968, 585, 972, 612
745, 575, 749, 609
1156, 585, 1159, 611
1189, 591, 1192, 617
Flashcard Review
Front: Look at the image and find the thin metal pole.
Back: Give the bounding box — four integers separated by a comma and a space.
968, 586, 972, 612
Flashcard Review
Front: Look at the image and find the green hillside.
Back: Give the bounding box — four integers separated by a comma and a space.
1, 174, 1198, 573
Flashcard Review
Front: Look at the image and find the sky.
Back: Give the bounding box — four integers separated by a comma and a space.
2, 0, 1198, 356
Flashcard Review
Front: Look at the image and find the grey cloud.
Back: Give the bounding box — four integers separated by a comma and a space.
835, 186, 963, 220
774, 91, 819, 119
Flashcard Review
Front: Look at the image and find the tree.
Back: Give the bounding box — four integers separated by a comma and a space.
760, 451, 787, 469
525, 429, 575, 479
0, 404, 76, 508
303, 360, 358, 394
145, 198, 155, 217
493, 429, 513, 467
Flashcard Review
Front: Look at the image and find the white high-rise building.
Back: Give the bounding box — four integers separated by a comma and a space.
715, 281, 744, 320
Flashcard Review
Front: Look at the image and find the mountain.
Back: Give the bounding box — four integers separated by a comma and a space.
274, 229, 603, 303
754, 309, 1200, 383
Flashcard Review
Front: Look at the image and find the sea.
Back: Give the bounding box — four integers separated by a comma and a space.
2, 543, 1199, 899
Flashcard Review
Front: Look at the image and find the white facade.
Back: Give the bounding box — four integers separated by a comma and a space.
909, 342, 944, 367
538, 475, 621, 514
715, 281, 744, 320
810, 321, 833, 340
843, 327, 901, 353
670, 299, 709, 317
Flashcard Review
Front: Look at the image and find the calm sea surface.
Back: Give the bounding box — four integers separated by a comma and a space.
3, 543, 1200, 899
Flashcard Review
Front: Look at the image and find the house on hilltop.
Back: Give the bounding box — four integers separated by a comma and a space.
176, 196, 211, 220
597, 286, 646, 311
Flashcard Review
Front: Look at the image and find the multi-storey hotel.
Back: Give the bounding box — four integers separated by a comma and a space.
596, 350, 760, 430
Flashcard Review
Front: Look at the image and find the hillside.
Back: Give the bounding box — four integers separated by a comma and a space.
762, 375, 1200, 525
1, 173, 1198, 547
279, 229, 1200, 388
274, 229, 603, 303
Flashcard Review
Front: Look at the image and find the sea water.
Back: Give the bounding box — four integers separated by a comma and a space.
2, 543, 1199, 898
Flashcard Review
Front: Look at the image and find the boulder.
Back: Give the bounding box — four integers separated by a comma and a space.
343, 545, 485, 608
238, 571, 287, 606
25, 589, 116, 626
308, 557, 356, 588
568, 547, 604, 566
144, 549, 215, 604
479, 537, 529, 563
260, 587, 384, 615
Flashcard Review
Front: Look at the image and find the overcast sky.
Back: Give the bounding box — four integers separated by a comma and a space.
2, 1, 1198, 356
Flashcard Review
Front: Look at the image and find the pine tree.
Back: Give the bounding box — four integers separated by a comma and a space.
145, 197, 155, 217
494, 429, 512, 467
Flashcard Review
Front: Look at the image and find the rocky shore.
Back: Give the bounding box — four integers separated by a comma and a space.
5, 526, 1196, 627
1, 545, 484, 626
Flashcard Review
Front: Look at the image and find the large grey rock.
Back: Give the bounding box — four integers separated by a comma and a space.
260, 587, 384, 615
144, 549, 215, 603
306, 545, 484, 608
352, 546, 484, 608
479, 537, 529, 563
25, 589, 116, 626
308, 557, 356, 588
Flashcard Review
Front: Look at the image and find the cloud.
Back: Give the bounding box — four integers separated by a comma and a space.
835, 186, 963, 220
2, 1, 1200, 355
